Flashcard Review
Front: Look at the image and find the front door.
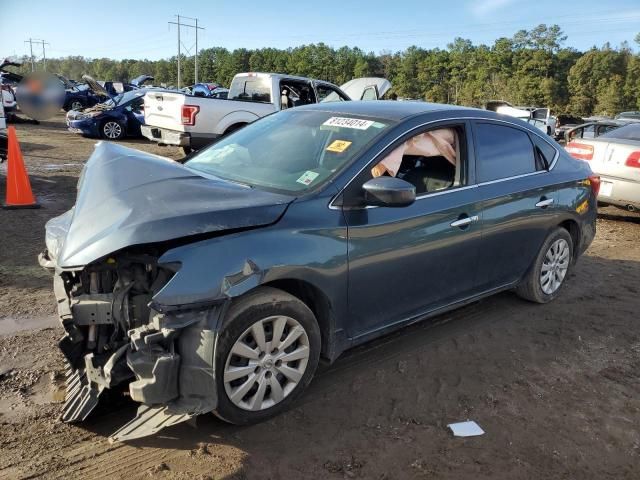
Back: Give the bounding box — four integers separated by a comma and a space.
343, 121, 483, 338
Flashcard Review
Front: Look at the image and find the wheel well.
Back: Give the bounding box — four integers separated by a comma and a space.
559, 219, 580, 261
262, 279, 333, 360
224, 123, 247, 135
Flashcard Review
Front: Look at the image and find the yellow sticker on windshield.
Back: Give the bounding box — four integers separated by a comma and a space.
326, 140, 352, 153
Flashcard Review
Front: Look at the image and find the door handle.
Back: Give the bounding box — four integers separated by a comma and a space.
535, 198, 554, 208
450, 215, 479, 228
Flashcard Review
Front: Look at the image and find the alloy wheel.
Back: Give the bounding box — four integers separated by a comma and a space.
223, 315, 310, 411
540, 238, 570, 294
103, 121, 122, 139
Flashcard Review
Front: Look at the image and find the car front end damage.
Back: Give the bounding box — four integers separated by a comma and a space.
66, 106, 108, 136
39, 248, 226, 441
37, 140, 293, 441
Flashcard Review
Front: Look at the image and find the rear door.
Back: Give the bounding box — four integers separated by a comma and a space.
472, 121, 560, 290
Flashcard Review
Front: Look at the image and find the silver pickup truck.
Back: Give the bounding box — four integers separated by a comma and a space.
141, 73, 391, 152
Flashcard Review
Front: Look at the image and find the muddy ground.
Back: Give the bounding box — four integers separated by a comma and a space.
0, 114, 639, 479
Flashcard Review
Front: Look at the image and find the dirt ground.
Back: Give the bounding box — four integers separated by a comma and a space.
1, 114, 639, 479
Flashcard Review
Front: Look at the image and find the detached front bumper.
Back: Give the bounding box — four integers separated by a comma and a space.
141, 125, 190, 147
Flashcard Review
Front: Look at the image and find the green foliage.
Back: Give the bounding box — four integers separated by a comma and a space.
11, 24, 639, 116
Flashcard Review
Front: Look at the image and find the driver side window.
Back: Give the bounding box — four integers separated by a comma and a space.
370, 126, 464, 195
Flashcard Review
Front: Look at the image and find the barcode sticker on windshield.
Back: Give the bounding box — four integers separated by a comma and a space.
296, 171, 320, 186
323, 117, 375, 130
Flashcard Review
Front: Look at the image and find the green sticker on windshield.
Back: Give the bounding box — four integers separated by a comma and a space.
296, 171, 320, 186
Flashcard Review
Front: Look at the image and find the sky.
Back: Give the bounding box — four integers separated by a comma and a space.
1, 0, 639, 61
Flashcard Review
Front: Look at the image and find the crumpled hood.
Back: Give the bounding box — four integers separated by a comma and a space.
46, 142, 293, 268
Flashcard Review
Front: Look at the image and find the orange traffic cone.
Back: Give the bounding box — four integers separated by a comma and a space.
3, 126, 39, 209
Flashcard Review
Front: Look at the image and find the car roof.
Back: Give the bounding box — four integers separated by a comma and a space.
296, 100, 501, 122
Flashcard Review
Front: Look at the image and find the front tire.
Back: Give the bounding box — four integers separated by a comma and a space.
214, 287, 320, 425
516, 227, 573, 303
101, 120, 125, 140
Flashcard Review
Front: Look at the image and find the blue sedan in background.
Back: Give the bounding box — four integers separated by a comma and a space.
55, 75, 105, 112
66, 76, 150, 140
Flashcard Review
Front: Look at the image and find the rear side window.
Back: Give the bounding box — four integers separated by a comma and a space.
600, 123, 640, 141
228, 76, 272, 103
475, 123, 537, 182
531, 136, 556, 170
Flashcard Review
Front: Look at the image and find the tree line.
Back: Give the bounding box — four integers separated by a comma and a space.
11, 25, 640, 117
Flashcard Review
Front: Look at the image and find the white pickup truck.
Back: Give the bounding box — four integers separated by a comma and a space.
141, 73, 391, 152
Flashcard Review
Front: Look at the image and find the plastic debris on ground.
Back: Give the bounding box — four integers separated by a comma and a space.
447, 420, 485, 437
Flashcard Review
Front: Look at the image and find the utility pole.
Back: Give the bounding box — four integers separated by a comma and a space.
41, 40, 48, 71
24, 39, 49, 71
25, 39, 35, 72
168, 15, 204, 88
195, 18, 198, 84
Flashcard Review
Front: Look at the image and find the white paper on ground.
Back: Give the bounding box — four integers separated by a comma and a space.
447, 420, 485, 437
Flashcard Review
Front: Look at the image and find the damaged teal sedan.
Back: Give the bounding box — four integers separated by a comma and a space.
39, 101, 598, 441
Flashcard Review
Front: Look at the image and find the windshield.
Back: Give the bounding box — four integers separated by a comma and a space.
600, 123, 640, 141
185, 110, 393, 193
105, 89, 144, 107
228, 76, 272, 103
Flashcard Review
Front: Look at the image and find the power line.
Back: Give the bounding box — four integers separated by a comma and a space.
168, 15, 204, 87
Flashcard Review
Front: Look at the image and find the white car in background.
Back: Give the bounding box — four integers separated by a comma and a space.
486, 101, 556, 136
566, 123, 640, 213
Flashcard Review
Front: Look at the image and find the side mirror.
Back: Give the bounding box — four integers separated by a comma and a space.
362, 176, 416, 207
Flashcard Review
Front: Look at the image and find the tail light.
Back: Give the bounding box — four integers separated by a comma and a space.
566, 142, 594, 160
587, 174, 601, 197
625, 151, 640, 168
181, 105, 199, 126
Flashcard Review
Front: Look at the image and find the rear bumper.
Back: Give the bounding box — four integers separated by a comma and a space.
597, 175, 640, 211
141, 125, 219, 150
141, 125, 190, 147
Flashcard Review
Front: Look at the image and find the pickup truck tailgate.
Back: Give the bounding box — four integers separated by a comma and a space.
144, 91, 188, 132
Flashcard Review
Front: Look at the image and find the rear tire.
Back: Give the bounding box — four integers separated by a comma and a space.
213, 287, 321, 425
516, 227, 573, 303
